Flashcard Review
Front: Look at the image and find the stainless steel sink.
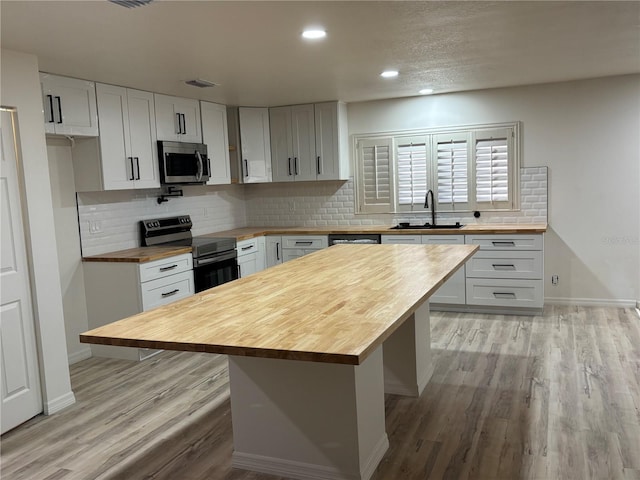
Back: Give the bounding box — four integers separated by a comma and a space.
390, 222, 463, 230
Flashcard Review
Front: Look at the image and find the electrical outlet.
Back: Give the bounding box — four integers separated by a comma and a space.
551, 275, 559, 285
88, 220, 102, 234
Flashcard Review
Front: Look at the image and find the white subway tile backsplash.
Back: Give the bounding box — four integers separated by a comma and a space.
78, 167, 547, 255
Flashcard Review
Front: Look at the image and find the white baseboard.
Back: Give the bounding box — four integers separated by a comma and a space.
544, 297, 637, 308
232, 434, 389, 480
68, 346, 92, 365
44, 391, 76, 415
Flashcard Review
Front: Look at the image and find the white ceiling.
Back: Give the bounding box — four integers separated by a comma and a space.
2, 1, 639, 107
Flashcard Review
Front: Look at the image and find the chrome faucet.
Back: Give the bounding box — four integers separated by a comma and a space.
424, 189, 436, 226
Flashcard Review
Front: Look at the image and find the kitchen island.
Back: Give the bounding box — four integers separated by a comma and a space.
81, 243, 478, 480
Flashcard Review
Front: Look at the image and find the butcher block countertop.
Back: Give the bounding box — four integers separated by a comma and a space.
82, 245, 192, 263
80, 243, 478, 365
209, 223, 548, 241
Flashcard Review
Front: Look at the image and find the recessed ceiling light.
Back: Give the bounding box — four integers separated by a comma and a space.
302, 29, 326, 40
419, 88, 434, 95
380, 70, 399, 78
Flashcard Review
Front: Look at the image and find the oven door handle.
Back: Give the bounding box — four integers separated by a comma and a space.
194, 251, 237, 267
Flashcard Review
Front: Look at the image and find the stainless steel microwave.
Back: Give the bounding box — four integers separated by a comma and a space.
158, 141, 210, 185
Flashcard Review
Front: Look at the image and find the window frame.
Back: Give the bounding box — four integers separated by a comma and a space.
353, 121, 521, 215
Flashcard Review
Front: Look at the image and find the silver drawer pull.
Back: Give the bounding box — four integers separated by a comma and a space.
492, 241, 516, 246
295, 241, 313, 246
161, 289, 180, 298
159, 264, 178, 272
493, 292, 516, 299
241, 245, 254, 251
492, 264, 516, 270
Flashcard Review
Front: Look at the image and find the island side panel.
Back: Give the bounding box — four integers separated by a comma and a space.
383, 301, 433, 396
228, 348, 389, 480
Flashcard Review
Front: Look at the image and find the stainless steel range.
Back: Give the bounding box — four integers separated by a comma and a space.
141, 215, 238, 293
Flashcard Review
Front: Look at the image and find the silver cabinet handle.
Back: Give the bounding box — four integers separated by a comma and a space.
492, 264, 516, 270
493, 292, 516, 299
161, 289, 179, 298
492, 241, 516, 247
159, 264, 178, 272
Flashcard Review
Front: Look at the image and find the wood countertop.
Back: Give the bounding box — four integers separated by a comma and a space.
207, 223, 548, 241
82, 246, 192, 263
80, 243, 478, 365
82, 223, 546, 263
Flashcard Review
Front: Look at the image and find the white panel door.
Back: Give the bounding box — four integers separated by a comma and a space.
0, 109, 42, 434
239, 107, 272, 183
201, 101, 231, 185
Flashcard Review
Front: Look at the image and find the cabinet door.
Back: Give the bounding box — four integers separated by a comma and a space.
238, 253, 258, 278
96, 83, 134, 190
154, 93, 182, 141
239, 107, 272, 183
290, 104, 316, 181
269, 106, 294, 182
175, 98, 202, 143
265, 236, 283, 267
40, 73, 98, 136
315, 102, 348, 181
201, 101, 231, 185
422, 235, 466, 305
127, 89, 159, 189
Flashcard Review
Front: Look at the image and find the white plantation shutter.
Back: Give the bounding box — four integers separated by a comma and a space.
356, 137, 394, 213
396, 136, 429, 210
473, 128, 514, 209
433, 132, 470, 211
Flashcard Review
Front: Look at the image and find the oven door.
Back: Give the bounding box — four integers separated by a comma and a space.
193, 250, 238, 293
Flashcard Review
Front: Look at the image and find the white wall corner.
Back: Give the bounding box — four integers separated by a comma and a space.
44, 391, 76, 415
68, 347, 92, 365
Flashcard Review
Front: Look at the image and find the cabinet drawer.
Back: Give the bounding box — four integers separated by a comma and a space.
422, 235, 464, 245
237, 238, 260, 257
466, 278, 543, 308
467, 250, 543, 279
465, 234, 543, 251
138, 253, 193, 283
282, 235, 328, 249
140, 270, 194, 310
381, 235, 421, 244
430, 268, 466, 305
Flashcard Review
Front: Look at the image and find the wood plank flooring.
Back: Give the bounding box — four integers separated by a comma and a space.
2, 305, 639, 480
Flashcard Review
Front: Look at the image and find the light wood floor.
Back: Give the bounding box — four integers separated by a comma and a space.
2, 305, 639, 480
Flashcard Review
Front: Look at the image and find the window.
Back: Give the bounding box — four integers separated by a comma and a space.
354, 122, 519, 214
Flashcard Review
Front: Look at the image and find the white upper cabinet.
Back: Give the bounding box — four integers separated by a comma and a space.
154, 94, 202, 143
40, 73, 98, 136
73, 83, 159, 191
270, 104, 316, 182
238, 107, 272, 183
201, 101, 231, 185
314, 102, 349, 181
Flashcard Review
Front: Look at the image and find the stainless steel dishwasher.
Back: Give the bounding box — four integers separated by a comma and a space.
328, 234, 381, 245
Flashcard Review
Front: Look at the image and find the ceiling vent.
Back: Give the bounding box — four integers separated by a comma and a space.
108, 0, 154, 8
185, 79, 218, 88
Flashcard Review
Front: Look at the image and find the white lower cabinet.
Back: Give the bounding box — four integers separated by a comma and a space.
465, 234, 544, 312
237, 237, 266, 278
381, 234, 465, 305
265, 236, 283, 268
83, 253, 194, 361
281, 235, 328, 261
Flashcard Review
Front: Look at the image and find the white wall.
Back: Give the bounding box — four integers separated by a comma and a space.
0, 50, 75, 413
347, 75, 640, 305
47, 138, 91, 364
